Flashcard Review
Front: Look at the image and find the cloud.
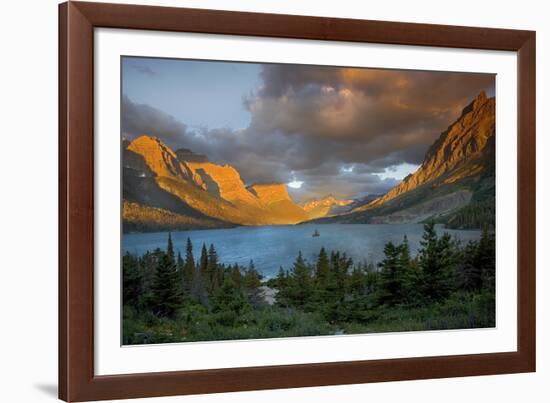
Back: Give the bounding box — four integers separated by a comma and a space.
122, 64, 494, 201
246, 65, 494, 164
122, 95, 189, 144
131, 65, 157, 76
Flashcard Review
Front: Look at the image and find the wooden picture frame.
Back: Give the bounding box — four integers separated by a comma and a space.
59, 1, 536, 401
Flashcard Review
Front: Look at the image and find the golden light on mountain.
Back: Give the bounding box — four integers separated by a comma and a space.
360, 91, 495, 211
122, 92, 495, 231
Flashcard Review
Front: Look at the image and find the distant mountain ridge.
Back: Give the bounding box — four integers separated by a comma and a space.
123, 136, 313, 231
309, 91, 496, 227
302, 195, 353, 219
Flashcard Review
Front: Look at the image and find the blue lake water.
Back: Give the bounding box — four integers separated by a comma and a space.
123, 224, 481, 278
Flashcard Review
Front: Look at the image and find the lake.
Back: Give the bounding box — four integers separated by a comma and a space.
123, 224, 481, 278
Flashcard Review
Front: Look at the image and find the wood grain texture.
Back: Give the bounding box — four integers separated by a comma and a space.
59, 2, 95, 400
58, 1, 536, 401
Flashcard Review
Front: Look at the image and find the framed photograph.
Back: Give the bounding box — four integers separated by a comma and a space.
59, 1, 536, 401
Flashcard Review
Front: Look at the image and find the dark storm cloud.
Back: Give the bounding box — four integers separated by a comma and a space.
246, 65, 494, 166
122, 64, 494, 200
122, 96, 189, 144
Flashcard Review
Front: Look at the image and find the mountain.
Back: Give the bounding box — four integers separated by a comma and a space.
248, 184, 309, 223
184, 161, 262, 207
302, 195, 353, 219
122, 136, 308, 231
337, 194, 384, 213
123, 91, 495, 232
175, 148, 208, 163
310, 92, 495, 227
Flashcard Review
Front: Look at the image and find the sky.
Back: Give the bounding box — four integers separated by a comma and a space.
122, 57, 495, 203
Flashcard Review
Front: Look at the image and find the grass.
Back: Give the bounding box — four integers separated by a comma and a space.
123, 304, 335, 344
123, 291, 494, 344
342, 291, 495, 334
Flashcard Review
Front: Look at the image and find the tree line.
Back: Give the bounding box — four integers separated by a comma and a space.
123, 222, 495, 344
272, 222, 495, 325
435, 200, 495, 230
123, 234, 263, 322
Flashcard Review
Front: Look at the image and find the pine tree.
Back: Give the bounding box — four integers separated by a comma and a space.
285, 251, 313, 309
176, 250, 189, 299
211, 277, 249, 326
457, 241, 482, 291
206, 244, 220, 294
230, 264, 242, 289
315, 247, 330, 286
183, 237, 196, 292
243, 260, 263, 306
418, 222, 454, 302
320, 251, 351, 322
397, 235, 417, 304
150, 235, 181, 318
177, 252, 184, 271
476, 227, 495, 292
191, 243, 209, 305
345, 266, 371, 322
274, 267, 289, 306
138, 249, 161, 311
398, 235, 411, 269
199, 243, 208, 276
377, 242, 402, 306
243, 260, 262, 288
330, 251, 352, 291
276, 267, 288, 289
122, 251, 142, 309
166, 232, 175, 263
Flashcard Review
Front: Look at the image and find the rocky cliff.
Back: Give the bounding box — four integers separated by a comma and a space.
310, 92, 496, 226
360, 91, 494, 211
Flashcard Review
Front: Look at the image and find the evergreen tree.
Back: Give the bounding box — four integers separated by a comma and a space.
230, 264, 243, 289
330, 251, 352, 291
398, 235, 411, 269
206, 244, 220, 294
183, 237, 196, 292
211, 277, 249, 326
315, 247, 330, 287
476, 227, 495, 292
243, 261, 262, 288
418, 222, 455, 302
345, 266, 372, 322
275, 267, 288, 289
191, 243, 209, 305
177, 252, 184, 271
457, 241, 482, 291
397, 235, 418, 304
166, 232, 175, 262
363, 261, 379, 295
122, 251, 142, 309
243, 260, 263, 306
199, 243, 208, 276
321, 251, 351, 322
347, 267, 366, 295
274, 267, 290, 306
283, 251, 313, 309
377, 242, 403, 306
150, 236, 181, 318
176, 251, 185, 293
138, 249, 162, 311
